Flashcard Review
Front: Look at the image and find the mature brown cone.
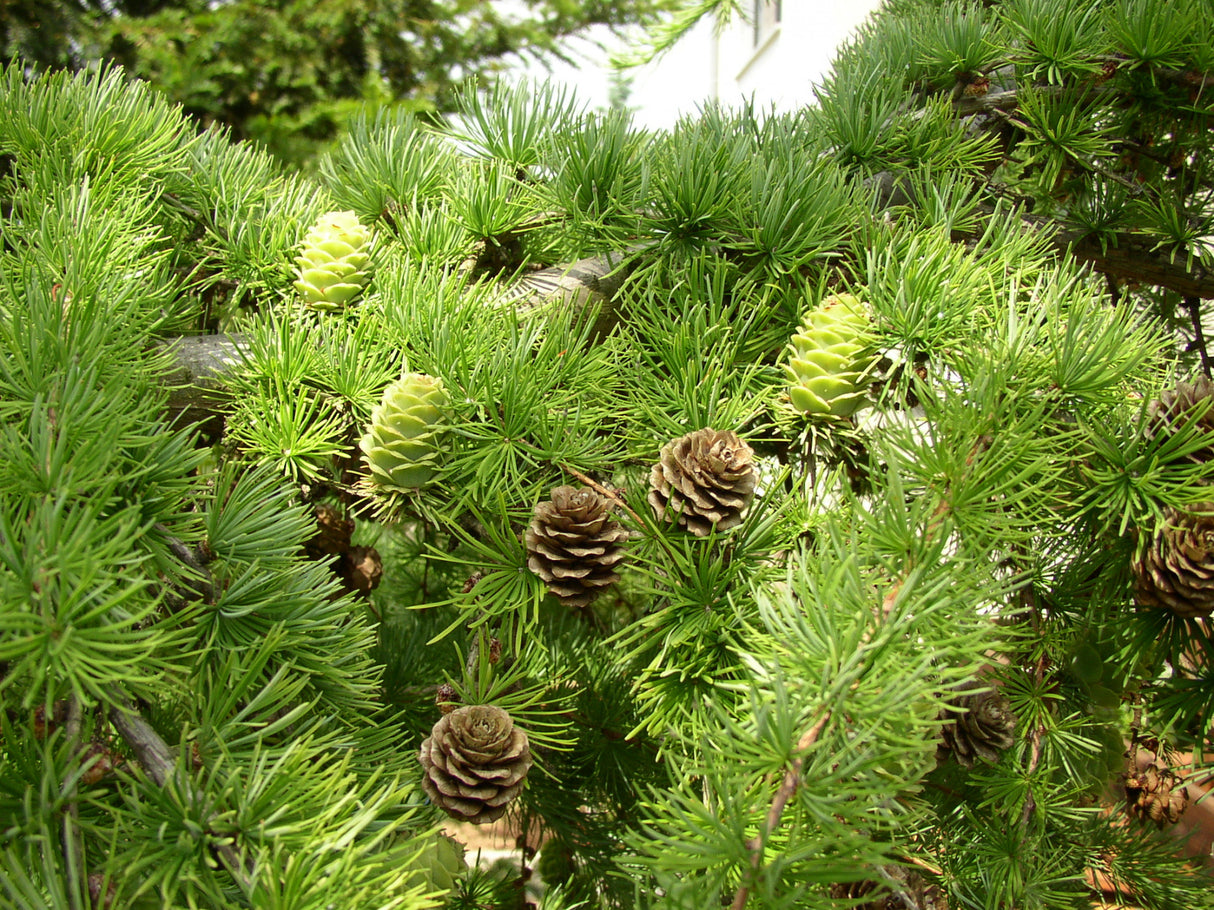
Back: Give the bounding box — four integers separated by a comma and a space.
1133, 505, 1214, 618
1125, 761, 1188, 827
418, 705, 532, 824
938, 682, 1016, 768
525, 486, 628, 607
829, 869, 937, 910
336, 544, 383, 597
648, 428, 756, 536
303, 504, 354, 558
1146, 375, 1214, 464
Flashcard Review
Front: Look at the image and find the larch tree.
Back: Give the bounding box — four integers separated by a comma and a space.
2, 0, 1214, 909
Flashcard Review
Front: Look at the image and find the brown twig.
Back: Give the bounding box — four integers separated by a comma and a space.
155, 523, 215, 605
560, 463, 645, 528
1185, 296, 1211, 376
559, 462, 688, 571
108, 694, 255, 894
730, 710, 832, 910
60, 695, 85, 910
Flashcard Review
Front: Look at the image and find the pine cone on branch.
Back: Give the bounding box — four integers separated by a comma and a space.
525, 486, 628, 608
784, 293, 875, 419
360, 373, 449, 491
1146, 375, 1214, 465
419, 705, 532, 825
648, 428, 756, 537
292, 210, 373, 311
1133, 505, 1214, 618
1125, 761, 1188, 827
938, 681, 1016, 768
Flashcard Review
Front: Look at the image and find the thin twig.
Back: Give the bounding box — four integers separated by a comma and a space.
108, 694, 255, 894
155, 523, 215, 604
874, 865, 923, 910
730, 710, 832, 910
1018, 577, 1048, 829
559, 462, 689, 569
60, 695, 85, 910
1185, 296, 1211, 376
560, 463, 645, 528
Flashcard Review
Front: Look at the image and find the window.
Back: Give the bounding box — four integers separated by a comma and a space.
753, 0, 782, 47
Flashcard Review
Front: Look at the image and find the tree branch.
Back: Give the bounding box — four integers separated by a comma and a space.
159, 332, 248, 433
108, 695, 255, 894
942, 78, 1214, 299
1061, 232, 1214, 300
869, 173, 1214, 301
1186, 296, 1211, 375
157, 215, 1214, 442
730, 710, 832, 910
60, 695, 85, 910
157, 248, 642, 422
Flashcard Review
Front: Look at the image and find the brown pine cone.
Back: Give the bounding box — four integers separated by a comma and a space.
336, 544, 383, 596
828, 867, 937, 909
648, 428, 756, 537
436, 682, 460, 715
304, 504, 354, 558
525, 486, 628, 607
1146, 376, 1214, 464
1125, 761, 1188, 827
939, 682, 1016, 768
419, 705, 532, 825
1133, 505, 1214, 618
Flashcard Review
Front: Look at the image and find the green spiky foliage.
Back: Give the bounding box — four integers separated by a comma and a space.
12, 0, 683, 167
0, 65, 437, 910
803, 0, 1214, 368
4, 14, 1214, 910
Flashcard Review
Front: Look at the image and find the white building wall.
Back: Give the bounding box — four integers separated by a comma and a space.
505, 2, 885, 131
627, 1, 885, 129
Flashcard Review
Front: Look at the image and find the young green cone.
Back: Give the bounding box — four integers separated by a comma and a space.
784, 293, 875, 419
292, 210, 373, 310
360, 373, 449, 491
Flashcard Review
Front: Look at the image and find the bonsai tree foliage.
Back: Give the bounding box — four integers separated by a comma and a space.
2, 1, 1214, 908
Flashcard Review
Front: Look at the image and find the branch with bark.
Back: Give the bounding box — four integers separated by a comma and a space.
108, 695, 255, 894
730, 710, 832, 910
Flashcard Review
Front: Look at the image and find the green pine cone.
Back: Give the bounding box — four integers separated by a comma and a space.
359, 373, 448, 491
292, 210, 373, 311
784, 293, 875, 418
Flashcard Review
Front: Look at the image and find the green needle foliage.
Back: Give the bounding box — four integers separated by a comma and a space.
4, 0, 685, 168
4, 0, 1214, 906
